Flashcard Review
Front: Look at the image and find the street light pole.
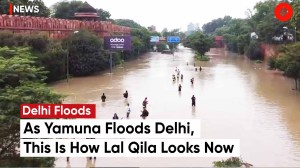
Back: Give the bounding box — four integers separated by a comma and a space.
67, 51, 69, 83
110, 51, 112, 73
173, 43, 175, 56
295, 27, 297, 43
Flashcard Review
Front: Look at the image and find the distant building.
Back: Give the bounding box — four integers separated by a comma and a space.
148, 25, 156, 32
186, 23, 199, 35
74, 1, 99, 21
214, 36, 224, 48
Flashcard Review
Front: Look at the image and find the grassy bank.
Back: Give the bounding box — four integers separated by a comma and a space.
195, 52, 210, 61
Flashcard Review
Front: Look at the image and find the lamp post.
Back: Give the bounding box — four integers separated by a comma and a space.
110, 51, 113, 73
66, 31, 79, 83
295, 27, 297, 43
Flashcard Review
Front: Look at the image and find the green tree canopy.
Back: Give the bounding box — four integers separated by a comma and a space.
202, 16, 232, 35
52, 1, 111, 21
65, 30, 107, 76
270, 42, 300, 90
114, 19, 143, 29
183, 31, 213, 55
0, 47, 62, 166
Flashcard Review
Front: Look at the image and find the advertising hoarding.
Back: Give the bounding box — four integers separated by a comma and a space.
104, 36, 132, 51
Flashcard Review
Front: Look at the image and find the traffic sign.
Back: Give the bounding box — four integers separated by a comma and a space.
150, 36, 160, 42
167, 36, 181, 43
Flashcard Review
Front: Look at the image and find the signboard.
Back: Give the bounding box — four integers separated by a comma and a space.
150, 36, 160, 42
104, 36, 131, 51
167, 36, 180, 43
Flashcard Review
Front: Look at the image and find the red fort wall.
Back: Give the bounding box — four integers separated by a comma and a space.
0, 15, 131, 38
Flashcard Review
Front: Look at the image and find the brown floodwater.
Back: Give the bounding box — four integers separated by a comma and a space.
51, 46, 300, 167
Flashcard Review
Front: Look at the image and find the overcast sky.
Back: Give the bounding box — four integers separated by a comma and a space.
43, 0, 263, 32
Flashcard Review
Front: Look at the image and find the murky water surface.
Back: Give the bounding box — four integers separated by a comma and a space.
52, 47, 300, 167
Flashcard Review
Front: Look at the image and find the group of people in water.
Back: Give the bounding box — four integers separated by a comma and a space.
101, 62, 203, 120
172, 62, 203, 107
102, 90, 149, 120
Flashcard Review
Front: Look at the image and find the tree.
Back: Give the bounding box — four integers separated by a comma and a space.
215, 19, 251, 54
65, 30, 106, 76
97, 8, 111, 21
246, 40, 264, 60
41, 41, 68, 82
252, 0, 286, 43
114, 19, 142, 29
272, 42, 300, 90
202, 16, 232, 35
52, 1, 111, 21
156, 42, 167, 52
184, 31, 213, 56
52, 1, 83, 19
130, 28, 151, 56
285, 61, 300, 90
0, 47, 62, 166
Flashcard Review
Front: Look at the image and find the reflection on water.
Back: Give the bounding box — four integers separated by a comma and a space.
51, 47, 300, 167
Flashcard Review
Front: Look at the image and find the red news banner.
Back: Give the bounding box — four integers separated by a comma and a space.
20, 104, 96, 119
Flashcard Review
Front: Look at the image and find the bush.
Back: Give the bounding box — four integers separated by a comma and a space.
213, 157, 243, 167
28, 34, 50, 52
66, 30, 105, 76
268, 56, 277, 69
246, 40, 264, 60
0, 47, 62, 167
195, 52, 210, 61
157, 42, 167, 52
0, 31, 16, 47
41, 41, 68, 82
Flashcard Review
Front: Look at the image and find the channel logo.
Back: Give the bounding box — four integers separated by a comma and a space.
110, 37, 125, 43
0, 2, 39, 15
274, 2, 293, 22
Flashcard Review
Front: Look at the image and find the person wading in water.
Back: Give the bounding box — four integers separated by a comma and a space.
142, 97, 148, 107
101, 93, 106, 102
173, 74, 176, 81
140, 106, 149, 119
126, 103, 131, 118
178, 84, 182, 92
191, 95, 196, 106
123, 90, 128, 98
190, 78, 194, 85
113, 113, 119, 119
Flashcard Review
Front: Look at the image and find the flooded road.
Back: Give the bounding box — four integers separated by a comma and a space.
52, 47, 300, 167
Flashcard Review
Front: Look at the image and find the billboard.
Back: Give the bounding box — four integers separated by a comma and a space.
104, 36, 131, 51
150, 36, 160, 42
167, 36, 181, 43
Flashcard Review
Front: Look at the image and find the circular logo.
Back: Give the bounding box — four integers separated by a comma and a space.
274, 2, 293, 22
110, 38, 125, 43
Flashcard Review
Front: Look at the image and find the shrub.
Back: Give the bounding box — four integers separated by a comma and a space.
195, 52, 210, 61
213, 157, 243, 167
27, 34, 50, 52
246, 41, 264, 60
268, 56, 277, 69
